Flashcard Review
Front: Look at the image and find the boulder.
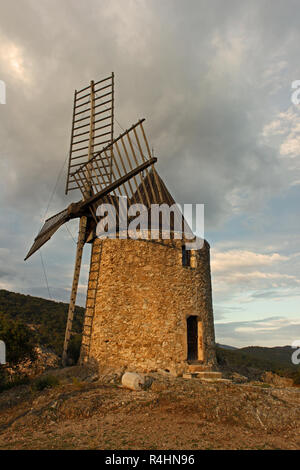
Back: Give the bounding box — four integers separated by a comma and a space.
121, 372, 151, 391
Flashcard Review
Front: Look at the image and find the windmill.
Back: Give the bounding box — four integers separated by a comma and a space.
25, 73, 162, 366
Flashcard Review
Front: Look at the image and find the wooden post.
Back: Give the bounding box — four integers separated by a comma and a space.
62, 81, 95, 366
62, 215, 88, 366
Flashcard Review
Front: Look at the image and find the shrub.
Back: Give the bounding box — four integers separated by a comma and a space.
33, 374, 60, 391
72, 376, 84, 388
0, 315, 38, 392
0, 314, 37, 366
67, 334, 82, 364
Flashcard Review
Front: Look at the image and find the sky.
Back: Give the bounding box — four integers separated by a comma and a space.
0, 0, 299, 347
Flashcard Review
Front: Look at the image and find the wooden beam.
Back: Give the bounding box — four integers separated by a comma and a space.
80, 157, 157, 210
65, 89, 77, 194
62, 215, 88, 366
63, 81, 96, 366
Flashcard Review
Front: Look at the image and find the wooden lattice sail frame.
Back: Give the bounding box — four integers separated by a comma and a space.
65, 73, 114, 194
71, 119, 162, 217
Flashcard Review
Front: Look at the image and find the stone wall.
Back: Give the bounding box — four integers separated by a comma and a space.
80, 237, 217, 375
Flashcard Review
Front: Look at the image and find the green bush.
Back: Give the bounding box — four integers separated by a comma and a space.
0, 314, 37, 366
0, 315, 38, 392
33, 374, 60, 391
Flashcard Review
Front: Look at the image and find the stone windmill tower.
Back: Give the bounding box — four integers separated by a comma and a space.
25, 74, 218, 377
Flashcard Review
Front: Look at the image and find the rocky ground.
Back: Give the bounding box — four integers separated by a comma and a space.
0, 366, 299, 450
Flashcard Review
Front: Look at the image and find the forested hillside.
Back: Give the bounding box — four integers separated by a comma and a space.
217, 345, 300, 384
0, 289, 84, 356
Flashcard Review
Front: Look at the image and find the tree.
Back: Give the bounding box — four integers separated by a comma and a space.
0, 313, 37, 367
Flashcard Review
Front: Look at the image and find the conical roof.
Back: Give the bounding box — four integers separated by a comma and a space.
130, 169, 176, 207
128, 169, 193, 237
89, 170, 194, 241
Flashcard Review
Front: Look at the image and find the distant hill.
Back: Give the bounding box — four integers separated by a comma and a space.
216, 344, 300, 384
0, 289, 84, 357
216, 343, 238, 350
239, 345, 295, 367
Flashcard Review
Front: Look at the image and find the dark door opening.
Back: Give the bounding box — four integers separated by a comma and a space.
187, 316, 198, 361
182, 245, 191, 267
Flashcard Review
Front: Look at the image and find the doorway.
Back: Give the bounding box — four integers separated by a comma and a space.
187, 316, 198, 361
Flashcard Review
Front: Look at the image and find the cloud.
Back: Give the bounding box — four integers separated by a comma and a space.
0, 0, 297, 222
215, 316, 300, 347
261, 107, 300, 188
210, 245, 300, 318
211, 250, 288, 272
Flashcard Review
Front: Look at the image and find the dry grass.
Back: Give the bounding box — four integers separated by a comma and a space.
0, 367, 299, 450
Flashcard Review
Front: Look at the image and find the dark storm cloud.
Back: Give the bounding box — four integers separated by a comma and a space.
0, 0, 299, 223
